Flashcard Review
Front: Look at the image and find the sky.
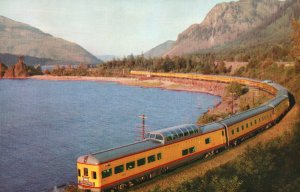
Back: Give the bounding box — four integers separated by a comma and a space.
0, 0, 234, 57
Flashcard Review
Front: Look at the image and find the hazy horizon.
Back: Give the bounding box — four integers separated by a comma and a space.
0, 0, 234, 57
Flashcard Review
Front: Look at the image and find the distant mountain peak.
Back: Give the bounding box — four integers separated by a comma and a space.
144, 40, 175, 58
0, 15, 101, 64
164, 0, 287, 57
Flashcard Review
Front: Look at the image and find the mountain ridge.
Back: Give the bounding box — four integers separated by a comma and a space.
0, 15, 101, 64
144, 40, 175, 58
163, 0, 289, 57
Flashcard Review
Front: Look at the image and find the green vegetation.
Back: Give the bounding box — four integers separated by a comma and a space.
47, 54, 233, 77
27, 65, 43, 76
197, 112, 229, 125
226, 82, 248, 98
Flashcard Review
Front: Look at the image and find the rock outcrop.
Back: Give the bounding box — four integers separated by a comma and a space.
0, 62, 8, 78
3, 65, 14, 78
3, 56, 28, 78
14, 56, 28, 77
164, 0, 286, 56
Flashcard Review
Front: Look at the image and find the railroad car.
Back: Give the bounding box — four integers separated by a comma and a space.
77, 71, 291, 192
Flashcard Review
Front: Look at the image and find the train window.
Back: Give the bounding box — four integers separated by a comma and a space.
254, 120, 257, 124
222, 131, 224, 136
182, 149, 188, 156
183, 131, 189, 136
148, 155, 156, 163
186, 127, 194, 135
241, 125, 244, 130
92, 171, 97, 179
157, 153, 162, 160
250, 122, 253, 126
166, 132, 174, 141
114, 165, 124, 174
237, 128, 239, 133
178, 131, 184, 137
78, 169, 81, 177
145, 133, 150, 138
171, 131, 178, 140
189, 147, 195, 153
246, 123, 248, 128
137, 158, 146, 166
205, 138, 211, 144
156, 134, 163, 140
101, 168, 112, 178
84, 168, 88, 176
231, 130, 234, 135
126, 161, 135, 170
150, 134, 155, 139
194, 129, 199, 134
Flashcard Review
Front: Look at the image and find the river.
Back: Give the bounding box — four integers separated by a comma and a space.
0, 79, 220, 192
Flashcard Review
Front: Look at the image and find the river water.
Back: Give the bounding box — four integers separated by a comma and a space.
0, 79, 220, 192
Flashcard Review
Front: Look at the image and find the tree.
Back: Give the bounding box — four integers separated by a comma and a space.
226, 82, 244, 98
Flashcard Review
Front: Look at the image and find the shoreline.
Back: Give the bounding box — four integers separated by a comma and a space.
29, 75, 225, 96
28, 75, 272, 123
29, 75, 231, 121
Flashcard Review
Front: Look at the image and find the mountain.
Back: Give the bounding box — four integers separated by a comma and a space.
211, 0, 300, 54
164, 0, 288, 57
0, 16, 101, 64
144, 40, 175, 58
97, 55, 119, 62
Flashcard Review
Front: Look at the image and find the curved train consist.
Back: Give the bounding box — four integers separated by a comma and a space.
77, 71, 291, 192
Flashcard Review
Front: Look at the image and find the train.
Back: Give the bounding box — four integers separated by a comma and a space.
77, 71, 291, 192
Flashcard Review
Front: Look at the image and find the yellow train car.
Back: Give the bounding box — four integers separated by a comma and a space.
267, 95, 290, 122
130, 71, 278, 96
77, 71, 291, 191
219, 106, 274, 145
77, 124, 227, 191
